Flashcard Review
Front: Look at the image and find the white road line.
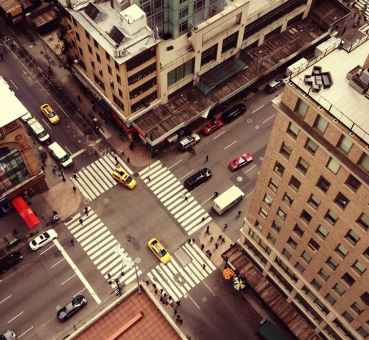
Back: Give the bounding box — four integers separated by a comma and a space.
168, 158, 184, 170
71, 148, 86, 159
252, 104, 265, 113
224, 140, 237, 150
187, 294, 201, 310
41, 118, 52, 130
179, 169, 194, 180
262, 114, 275, 125
0, 294, 12, 304
50, 258, 65, 269
54, 239, 101, 304
39, 244, 55, 255
18, 325, 34, 338
212, 130, 226, 140
243, 164, 257, 175
8, 311, 23, 323
202, 281, 216, 296
61, 273, 76, 286
201, 194, 214, 206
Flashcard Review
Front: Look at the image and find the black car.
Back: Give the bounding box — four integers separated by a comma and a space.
221, 103, 247, 123
57, 295, 87, 322
184, 168, 212, 191
0, 251, 23, 274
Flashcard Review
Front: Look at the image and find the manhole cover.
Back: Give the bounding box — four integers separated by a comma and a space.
236, 176, 243, 182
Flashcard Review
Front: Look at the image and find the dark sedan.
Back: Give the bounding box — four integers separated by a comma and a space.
221, 103, 247, 123
184, 168, 212, 191
57, 295, 87, 322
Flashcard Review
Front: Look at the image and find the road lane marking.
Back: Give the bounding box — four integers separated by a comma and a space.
168, 158, 184, 170
18, 325, 34, 338
39, 244, 55, 256
50, 258, 65, 269
187, 294, 200, 310
40, 117, 51, 130
243, 164, 257, 175
252, 104, 265, 114
71, 148, 86, 159
262, 114, 275, 125
61, 273, 76, 286
212, 130, 226, 140
224, 140, 237, 150
8, 311, 23, 323
54, 239, 101, 304
0, 294, 12, 304
201, 195, 214, 206
202, 281, 216, 296
180, 169, 194, 181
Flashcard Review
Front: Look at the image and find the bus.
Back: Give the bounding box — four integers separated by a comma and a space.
212, 185, 245, 215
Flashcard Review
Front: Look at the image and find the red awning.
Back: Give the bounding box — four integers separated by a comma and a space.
12, 196, 40, 231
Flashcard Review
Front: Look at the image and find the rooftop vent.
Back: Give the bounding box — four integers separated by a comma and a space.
109, 25, 125, 45
85, 3, 100, 21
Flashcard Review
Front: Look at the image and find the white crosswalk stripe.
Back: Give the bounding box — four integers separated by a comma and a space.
71, 152, 132, 202
65, 208, 141, 289
146, 242, 216, 302
139, 161, 212, 235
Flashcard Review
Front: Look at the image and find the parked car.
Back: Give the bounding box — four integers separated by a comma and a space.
221, 103, 247, 123
40, 103, 60, 124
264, 79, 285, 93
228, 152, 254, 171
26, 118, 50, 143
57, 295, 88, 322
147, 238, 171, 264
29, 229, 58, 251
111, 165, 136, 190
178, 133, 201, 151
0, 251, 23, 274
0, 329, 16, 340
48, 142, 73, 168
200, 119, 224, 136
184, 168, 212, 190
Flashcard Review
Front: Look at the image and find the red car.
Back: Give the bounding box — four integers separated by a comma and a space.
201, 119, 224, 136
228, 153, 254, 171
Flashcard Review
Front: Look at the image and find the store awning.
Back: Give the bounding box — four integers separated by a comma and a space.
11, 196, 40, 230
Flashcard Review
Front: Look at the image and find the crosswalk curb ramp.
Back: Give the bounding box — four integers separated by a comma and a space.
71, 152, 132, 202
139, 161, 212, 235
147, 242, 216, 302
65, 208, 141, 289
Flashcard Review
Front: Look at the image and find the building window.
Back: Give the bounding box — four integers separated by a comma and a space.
179, 6, 188, 18
78, 47, 83, 56
93, 39, 98, 48
88, 45, 92, 54
268, 178, 278, 193
201, 44, 217, 66
352, 260, 366, 275
357, 213, 369, 231
282, 248, 291, 260
271, 221, 281, 233
335, 244, 348, 258
263, 193, 273, 206
118, 89, 123, 97
318, 268, 330, 281
113, 94, 124, 110
296, 157, 309, 175
326, 157, 341, 174
326, 257, 338, 270
295, 262, 305, 273
341, 273, 355, 287
107, 65, 112, 75
280, 143, 292, 159
96, 53, 101, 63
277, 208, 286, 220
325, 293, 336, 305
287, 121, 300, 139
357, 327, 369, 338
308, 239, 320, 251
282, 193, 293, 207
304, 138, 318, 155
293, 224, 304, 238
273, 162, 285, 177
259, 207, 268, 219
311, 278, 322, 290
194, 0, 205, 10
295, 98, 308, 117
115, 61, 120, 70
325, 209, 338, 225
221, 32, 238, 53
345, 174, 361, 192
116, 74, 121, 84
179, 20, 188, 33
267, 232, 276, 245
342, 311, 354, 323
334, 192, 349, 209
301, 250, 312, 264
316, 176, 330, 193
98, 69, 103, 77
300, 210, 312, 224
76, 32, 80, 41
364, 247, 369, 260
105, 51, 110, 61
289, 176, 301, 192
287, 237, 298, 249
360, 292, 369, 306
307, 194, 320, 209
314, 115, 328, 133
167, 59, 194, 86
351, 302, 364, 315
316, 225, 329, 239
359, 153, 369, 172
337, 135, 353, 154
333, 283, 346, 296
345, 229, 360, 245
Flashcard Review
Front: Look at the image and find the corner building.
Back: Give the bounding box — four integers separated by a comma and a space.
243, 41, 369, 339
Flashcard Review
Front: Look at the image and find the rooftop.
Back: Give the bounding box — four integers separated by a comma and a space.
0, 77, 28, 128
292, 39, 369, 144
62, 1, 158, 64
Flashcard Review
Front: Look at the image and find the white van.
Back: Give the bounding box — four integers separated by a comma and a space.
213, 185, 245, 215
26, 118, 50, 143
48, 142, 73, 168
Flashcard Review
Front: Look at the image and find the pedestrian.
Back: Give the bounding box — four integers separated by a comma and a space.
201, 216, 206, 222
72, 185, 77, 193
106, 273, 111, 280
114, 156, 119, 165
84, 206, 89, 215
70, 239, 75, 247
147, 176, 151, 182
127, 157, 130, 163
224, 223, 228, 231
202, 264, 206, 270
200, 243, 205, 250
205, 225, 210, 234
217, 235, 222, 241
191, 238, 195, 243
79, 218, 83, 225
41, 165, 45, 172
145, 280, 150, 286
205, 155, 209, 162
221, 236, 226, 244
153, 283, 156, 290
214, 191, 219, 198
237, 210, 242, 218
187, 238, 192, 244
160, 288, 163, 294
215, 243, 219, 250
176, 300, 181, 307
154, 289, 158, 295
209, 236, 214, 243
184, 195, 188, 201
73, 173, 78, 180
62, 175, 66, 182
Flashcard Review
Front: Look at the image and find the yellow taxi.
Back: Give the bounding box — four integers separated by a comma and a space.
40, 103, 60, 124
147, 238, 172, 264
111, 165, 136, 190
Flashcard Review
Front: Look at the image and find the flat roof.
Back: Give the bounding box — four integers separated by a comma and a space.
292, 39, 369, 144
64, 1, 158, 64
0, 77, 28, 127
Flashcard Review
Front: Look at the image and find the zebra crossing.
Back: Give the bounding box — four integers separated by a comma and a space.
139, 161, 212, 235
147, 242, 216, 302
65, 208, 141, 289
71, 152, 132, 202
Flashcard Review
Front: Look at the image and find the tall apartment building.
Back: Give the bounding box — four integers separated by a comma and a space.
242, 40, 369, 339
